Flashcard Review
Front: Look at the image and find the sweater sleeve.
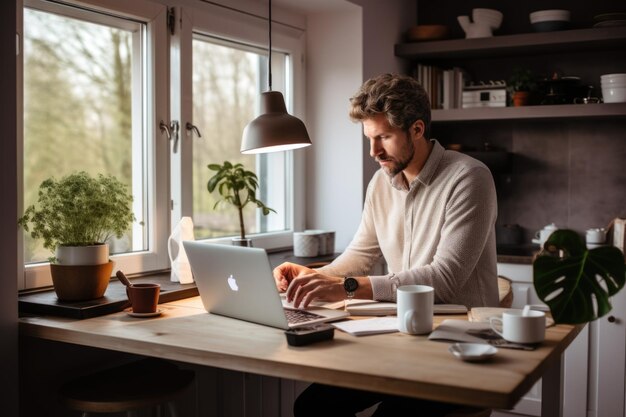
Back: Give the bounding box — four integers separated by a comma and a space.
369, 165, 497, 304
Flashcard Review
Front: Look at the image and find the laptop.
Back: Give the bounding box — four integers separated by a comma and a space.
183, 241, 350, 329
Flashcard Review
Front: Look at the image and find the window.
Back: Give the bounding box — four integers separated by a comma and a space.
18, 0, 305, 289
172, 5, 306, 249
20, 0, 169, 289
23, 5, 146, 262
191, 36, 291, 239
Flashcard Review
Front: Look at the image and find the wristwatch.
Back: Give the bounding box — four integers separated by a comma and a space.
343, 277, 359, 300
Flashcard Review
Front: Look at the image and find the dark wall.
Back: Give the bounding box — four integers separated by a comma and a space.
1, 0, 19, 415
433, 119, 626, 243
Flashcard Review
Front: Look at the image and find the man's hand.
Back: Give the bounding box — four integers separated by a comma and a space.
273, 262, 316, 292
285, 272, 345, 309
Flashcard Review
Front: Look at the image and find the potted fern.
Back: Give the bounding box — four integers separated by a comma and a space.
207, 161, 275, 246
18, 171, 136, 301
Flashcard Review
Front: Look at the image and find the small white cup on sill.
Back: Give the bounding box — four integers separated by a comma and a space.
397, 285, 434, 335
293, 232, 319, 257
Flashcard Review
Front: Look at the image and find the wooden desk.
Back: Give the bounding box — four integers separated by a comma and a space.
19, 297, 582, 415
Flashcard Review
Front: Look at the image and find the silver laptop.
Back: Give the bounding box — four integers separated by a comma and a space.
183, 241, 349, 329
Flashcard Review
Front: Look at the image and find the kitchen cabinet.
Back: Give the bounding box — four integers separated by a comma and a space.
495, 263, 590, 417
588, 284, 626, 417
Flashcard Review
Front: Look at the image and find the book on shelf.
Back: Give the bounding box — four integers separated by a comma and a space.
413, 64, 466, 110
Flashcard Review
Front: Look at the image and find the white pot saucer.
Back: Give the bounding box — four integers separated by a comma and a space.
127, 309, 162, 318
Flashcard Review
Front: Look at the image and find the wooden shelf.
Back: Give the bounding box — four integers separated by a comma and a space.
432, 103, 626, 122
395, 26, 626, 60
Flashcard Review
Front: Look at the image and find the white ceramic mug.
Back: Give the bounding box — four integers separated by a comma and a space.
534, 223, 558, 247
489, 310, 546, 344
586, 228, 606, 244
397, 285, 434, 335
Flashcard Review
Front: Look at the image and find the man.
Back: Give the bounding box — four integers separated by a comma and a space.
274, 73, 498, 416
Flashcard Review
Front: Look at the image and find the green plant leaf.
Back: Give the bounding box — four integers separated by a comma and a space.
533, 230, 626, 324
205, 160, 277, 238
17, 171, 135, 251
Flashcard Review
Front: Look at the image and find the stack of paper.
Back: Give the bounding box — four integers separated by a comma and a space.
332, 317, 398, 336
344, 301, 467, 316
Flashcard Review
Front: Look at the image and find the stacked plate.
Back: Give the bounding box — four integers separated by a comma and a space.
593, 12, 626, 28
529, 9, 570, 32
601, 74, 626, 103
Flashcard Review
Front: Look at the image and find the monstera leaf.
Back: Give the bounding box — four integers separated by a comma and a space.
533, 229, 625, 324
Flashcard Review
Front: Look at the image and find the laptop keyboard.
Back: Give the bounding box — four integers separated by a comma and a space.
284, 308, 325, 325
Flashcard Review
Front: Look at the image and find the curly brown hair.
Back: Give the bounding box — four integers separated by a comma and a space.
349, 73, 431, 138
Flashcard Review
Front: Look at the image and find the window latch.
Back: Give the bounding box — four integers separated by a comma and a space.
159, 120, 171, 140
159, 120, 180, 153
186, 122, 202, 139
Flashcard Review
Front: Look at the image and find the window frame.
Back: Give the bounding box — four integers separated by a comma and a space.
171, 4, 307, 250
19, 0, 170, 290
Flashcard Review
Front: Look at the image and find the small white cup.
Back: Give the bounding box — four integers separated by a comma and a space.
489, 310, 546, 344
397, 285, 434, 335
293, 232, 319, 257
586, 228, 607, 244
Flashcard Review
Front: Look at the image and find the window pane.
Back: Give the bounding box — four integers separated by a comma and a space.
23, 6, 147, 263
192, 37, 290, 239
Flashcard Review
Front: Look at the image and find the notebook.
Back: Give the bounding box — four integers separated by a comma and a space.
183, 241, 350, 329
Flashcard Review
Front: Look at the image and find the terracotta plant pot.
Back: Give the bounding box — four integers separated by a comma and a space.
512, 91, 531, 106
50, 261, 114, 301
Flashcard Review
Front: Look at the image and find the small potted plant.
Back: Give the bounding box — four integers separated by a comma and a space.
18, 171, 136, 301
533, 229, 625, 324
207, 161, 275, 246
508, 67, 536, 106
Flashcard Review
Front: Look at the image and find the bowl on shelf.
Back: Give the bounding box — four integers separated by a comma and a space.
529, 9, 570, 32
601, 73, 626, 85
406, 25, 448, 42
601, 73, 626, 103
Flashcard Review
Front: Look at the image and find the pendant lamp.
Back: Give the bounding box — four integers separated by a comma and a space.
240, 0, 311, 154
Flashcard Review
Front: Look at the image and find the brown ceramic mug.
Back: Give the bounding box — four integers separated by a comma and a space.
126, 283, 160, 313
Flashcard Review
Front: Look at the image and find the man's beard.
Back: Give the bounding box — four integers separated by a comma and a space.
376, 132, 415, 177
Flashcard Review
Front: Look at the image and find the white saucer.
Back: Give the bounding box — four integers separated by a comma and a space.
449, 343, 498, 362
127, 309, 162, 318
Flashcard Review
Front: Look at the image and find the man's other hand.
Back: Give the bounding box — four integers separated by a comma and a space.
273, 262, 315, 292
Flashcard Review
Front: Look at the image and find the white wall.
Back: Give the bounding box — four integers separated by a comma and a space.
351, 0, 416, 196
304, 7, 363, 250
304, 0, 416, 249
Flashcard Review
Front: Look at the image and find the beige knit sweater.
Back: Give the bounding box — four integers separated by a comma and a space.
319, 140, 499, 308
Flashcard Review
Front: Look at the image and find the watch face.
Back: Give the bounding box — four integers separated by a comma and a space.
344, 277, 358, 292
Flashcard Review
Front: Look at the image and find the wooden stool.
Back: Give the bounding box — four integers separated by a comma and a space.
497, 276, 513, 308
59, 358, 194, 416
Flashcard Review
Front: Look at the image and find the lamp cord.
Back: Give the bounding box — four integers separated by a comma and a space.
268, 0, 272, 91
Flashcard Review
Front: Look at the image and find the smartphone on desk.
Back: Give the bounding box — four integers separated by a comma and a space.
285, 324, 335, 346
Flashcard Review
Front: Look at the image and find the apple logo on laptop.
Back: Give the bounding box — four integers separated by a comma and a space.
227, 274, 239, 291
